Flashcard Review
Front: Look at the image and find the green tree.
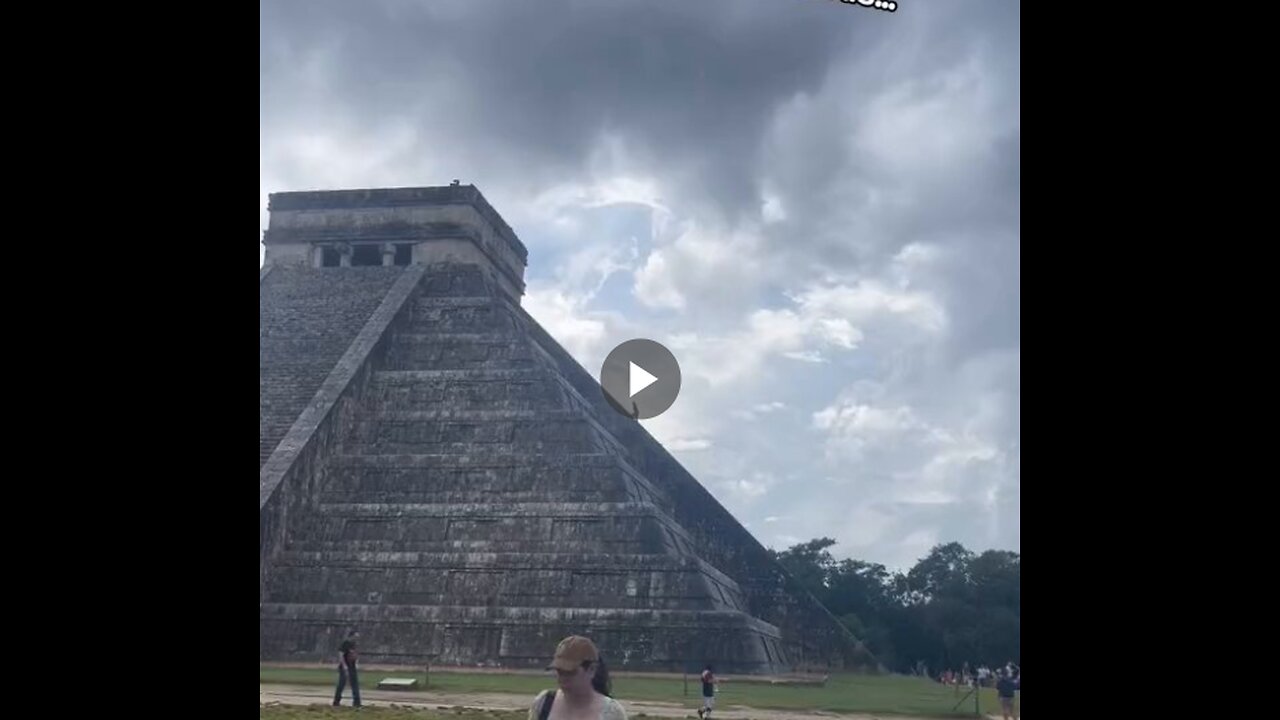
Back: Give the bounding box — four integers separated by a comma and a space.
771, 538, 1019, 673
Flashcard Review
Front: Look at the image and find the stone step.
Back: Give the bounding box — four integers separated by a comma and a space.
410, 296, 497, 309
272, 549, 746, 595
320, 462, 632, 492
341, 440, 605, 456
260, 602, 778, 632
289, 500, 701, 558
372, 389, 569, 412
406, 300, 519, 333
388, 334, 530, 357
383, 341, 538, 371
392, 331, 521, 343
259, 602, 782, 673
317, 464, 643, 505
263, 555, 727, 610
308, 501, 665, 518
374, 368, 547, 382
265, 553, 749, 609
349, 412, 596, 447
285, 538, 656, 554
361, 408, 583, 422
291, 514, 668, 553
327, 452, 617, 469
317, 459, 677, 534
323, 456, 627, 474
264, 588, 719, 612
318, 489, 627, 505
416, 266, 495, 298
273, 550, 696, 569
368, 371, 570, 411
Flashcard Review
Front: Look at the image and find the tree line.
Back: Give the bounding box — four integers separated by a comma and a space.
769, 539, 1019, 673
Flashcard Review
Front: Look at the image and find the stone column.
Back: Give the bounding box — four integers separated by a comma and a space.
382, 243, 396, 266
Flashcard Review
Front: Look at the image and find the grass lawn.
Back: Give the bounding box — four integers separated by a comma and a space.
261, 667, 1012, 717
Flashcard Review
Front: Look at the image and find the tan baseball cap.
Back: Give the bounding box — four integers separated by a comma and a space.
547, 635, 599, 671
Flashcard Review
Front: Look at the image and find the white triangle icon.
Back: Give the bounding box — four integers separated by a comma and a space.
629, 361, 658, 398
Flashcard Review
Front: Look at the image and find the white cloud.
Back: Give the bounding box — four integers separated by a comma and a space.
534, 176, 668, 215
557, 239, 640, 296
732, 401, 788, 421
783, 350, 826, 363
520, 231, 645, 368
633, 249, 686, 310
521, 287, 609, 361
858, 53, 999, 177
791, 281, 947, 335
813, 401, 921, 435
632, 220, 764, 313
803, 382, 1014, 569
895, 490, 956, 506
732, 477, 770, 498
816, 317, 862, 349
526, 172, 673, 242
761, 193, 787, 224
665, 272, 944, 390
664, 437, 712, 452
893, 241, 941, 269
899, 529, 940, 565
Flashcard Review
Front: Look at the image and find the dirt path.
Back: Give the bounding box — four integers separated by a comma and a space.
259, 683, 959, 720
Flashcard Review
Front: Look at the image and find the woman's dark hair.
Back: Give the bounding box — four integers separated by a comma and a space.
586, 657, 612, 697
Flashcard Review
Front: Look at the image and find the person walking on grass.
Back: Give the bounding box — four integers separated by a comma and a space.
332, 629, 361, 708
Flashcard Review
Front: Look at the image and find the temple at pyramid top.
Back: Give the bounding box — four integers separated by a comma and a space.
262, 184, 528, 302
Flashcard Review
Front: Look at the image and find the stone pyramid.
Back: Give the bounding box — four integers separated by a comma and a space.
259, 186, 871, 673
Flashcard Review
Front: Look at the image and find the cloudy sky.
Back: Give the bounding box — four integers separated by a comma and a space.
260, 0, 1019, 572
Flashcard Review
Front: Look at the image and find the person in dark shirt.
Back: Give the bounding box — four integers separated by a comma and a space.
333, 629, 362, 708
697, 664, 716, 719
996, 668, 1018, 720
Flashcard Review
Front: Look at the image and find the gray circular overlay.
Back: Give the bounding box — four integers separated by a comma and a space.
599, 339, 682, 420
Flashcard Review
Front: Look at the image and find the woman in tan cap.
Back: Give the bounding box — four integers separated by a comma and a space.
529, 636, 627, 720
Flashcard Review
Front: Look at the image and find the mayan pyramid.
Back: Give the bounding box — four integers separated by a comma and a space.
259, 185, 871, 673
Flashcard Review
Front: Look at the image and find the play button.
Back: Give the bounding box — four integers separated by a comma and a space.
600, 339, 681, 419
630, 362, 658, 397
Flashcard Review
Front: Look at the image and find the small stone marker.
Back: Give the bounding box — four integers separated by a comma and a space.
378, 677, 419, 690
